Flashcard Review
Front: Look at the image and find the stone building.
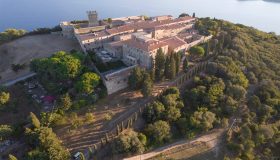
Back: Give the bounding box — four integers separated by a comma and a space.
60, 22, 75, 38
122, 32, 168, 69
87, 11, 99, 27
162, 36, 189, 53
61, 11, 211, 95
102, 65, 136, 95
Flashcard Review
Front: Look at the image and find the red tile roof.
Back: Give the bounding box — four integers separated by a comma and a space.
106, 25, 135, 35
155, 23, 186, 31
162, 36, 187, 50
77, 16, 195, 42
78, 31, 109, 41
125, 38, 168, 52
132, 16, 195, 31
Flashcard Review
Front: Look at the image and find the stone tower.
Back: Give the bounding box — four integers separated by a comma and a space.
87, 11, 99, 27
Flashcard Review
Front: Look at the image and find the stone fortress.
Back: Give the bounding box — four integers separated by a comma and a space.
60, 11, 211, 95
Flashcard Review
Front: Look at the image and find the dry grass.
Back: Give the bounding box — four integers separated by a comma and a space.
0, 34, 81, 83
54, 89, 144, 152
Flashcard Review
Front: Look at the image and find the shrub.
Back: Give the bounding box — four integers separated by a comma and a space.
145, 120, 171, 144
111, 129, 146, 154
84, 113, 95, 124
0, 125, 13, 141
104, 112, 113, 121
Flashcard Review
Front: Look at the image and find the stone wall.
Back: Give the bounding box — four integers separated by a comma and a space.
74, 25, 106, 35
122, 44, 168, 69
103, 65, 137, 95
154, 24, 193, 39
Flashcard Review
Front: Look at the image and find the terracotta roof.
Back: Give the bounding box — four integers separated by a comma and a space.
125, 38, 168, 52
106, 25, 135, 35
153, 15, 173, 18
177, 32, 193, 40
155, 23, 186, 31
162, 36, 187, 49
78, 31, 109, 41
132, 16, 195, 30
77, 16, 195, 42
174, 16, 195, 23
107, 40, 128, 48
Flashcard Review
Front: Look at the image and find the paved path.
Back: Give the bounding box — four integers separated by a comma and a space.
123, 129, 224, 160
1, 72, 36, 86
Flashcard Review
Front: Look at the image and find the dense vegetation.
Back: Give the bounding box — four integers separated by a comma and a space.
154, 49, 181, 81
0, 27, 62, 45
25, 112, 70, 160
0, 29, 26, 45
196, 17, 280, 160
30, 51, 101, 95
112, 18, 280, 159
128, 49, 182, 97
2, 15, 280, 159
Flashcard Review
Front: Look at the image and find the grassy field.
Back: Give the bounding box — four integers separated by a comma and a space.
0, 34, 81, 83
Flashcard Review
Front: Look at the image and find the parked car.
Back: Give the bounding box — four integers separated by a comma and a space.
73, 152, 82, 160
28, 83, 36, 89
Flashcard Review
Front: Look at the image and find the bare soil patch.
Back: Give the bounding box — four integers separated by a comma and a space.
55, 89, 144, 152
0, 83, 40, 125
0, 34, 81, 84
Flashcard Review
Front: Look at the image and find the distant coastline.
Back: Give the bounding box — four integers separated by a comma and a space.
0, 0, 280, 34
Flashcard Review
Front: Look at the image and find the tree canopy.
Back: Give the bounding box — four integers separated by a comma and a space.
75, 72, 100, 94
190, 108, 216, 131
111, 129, 146, 154
0, 91, 10, 106
145, 120, 171, 144
0, 29, 26, 44
155, 48, 166, 81
30, 51, 85, 93
189, 46, 205, 58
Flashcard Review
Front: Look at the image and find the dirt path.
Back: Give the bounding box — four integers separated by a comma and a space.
0, 34, 80, 84
124, 129, 225, 160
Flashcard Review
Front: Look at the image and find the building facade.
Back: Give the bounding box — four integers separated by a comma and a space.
61, 11, 211, 95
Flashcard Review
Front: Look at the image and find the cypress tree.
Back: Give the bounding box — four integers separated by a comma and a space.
183, 58, 189, 71
30, 112, 40, 128
88, 147, 93, 158
169, 54, 176, 79
105, 133, 109, 142
93, 144, 97, 150
175, 52, 181, 74
150, 57, 155, 81
155, 48, 165, 81
8, 154, 18, 160
134, 112, 138, 121
128, 67, 144, 89
164, 55, 170, 79
205, 41, 210, 56
127, 119, 130, 129
80, 152, 86, 160
117, 124, 120, 135
130, 118, 133, 126
218, 34, 225, 53
141, 73, 153, 97
121, 121, 124, 131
